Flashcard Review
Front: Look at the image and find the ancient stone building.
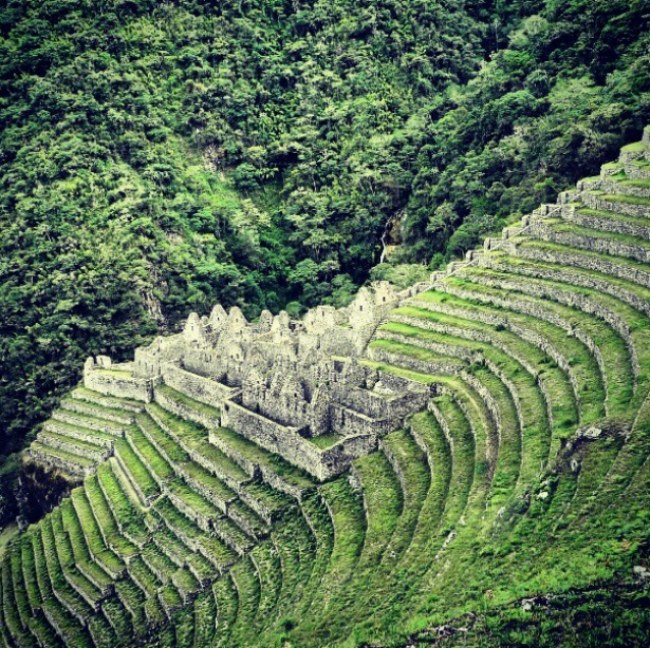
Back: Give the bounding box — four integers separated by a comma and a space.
83, 282, 429, 479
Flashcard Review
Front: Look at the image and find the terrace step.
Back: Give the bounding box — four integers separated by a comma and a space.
43, 419, 116, 450
28, 442, 95, 478
60, 397, 135, 426
212, 575, 238, 647
37, 431, 110, 463
434, 276, 632, 420
70, 387, 144, 414
562, 206, 650, 241
51, 410, 126, 437
113, 438, 160, 505
153, 498, 237, 572
69, 489, 125, 580
208, 427, 315, 499
528, 219, 650, 264
153, 384, 221, 430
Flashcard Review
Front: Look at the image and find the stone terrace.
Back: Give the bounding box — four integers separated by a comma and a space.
1, 125, 648, 648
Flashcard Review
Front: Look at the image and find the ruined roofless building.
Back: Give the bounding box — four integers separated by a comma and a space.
83, 282, 430, 480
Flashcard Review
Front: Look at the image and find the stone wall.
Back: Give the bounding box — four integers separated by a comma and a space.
581, 191, 650, 218
84, 358, 155, 402
162, 363, 237, 409
334, 384, 427, 422
221, 400, 319, 473
220, 400, 379, 480
153, 385, 221, 431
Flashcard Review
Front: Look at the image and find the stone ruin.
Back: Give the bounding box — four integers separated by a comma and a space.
83, 282, 430, 479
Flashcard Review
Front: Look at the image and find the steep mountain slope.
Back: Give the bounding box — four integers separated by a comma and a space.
2, 0, 649, 515
1, 129, 649, 647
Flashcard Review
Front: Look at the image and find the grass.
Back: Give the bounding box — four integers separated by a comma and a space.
518, 237, 650, 280
190, 590, 217, 647
441, 272, 635, 419
156, 384, 221, 419
61, 396, 133, 423
179, 460, 235, 506
212, 575, 238, 648
45, 418, 117, 446
306, 432, 344, 449
7, 134, 650, 648
597, 193, 650, 207
547, 219, 650, 251
621, 141, 647, 152
96, 462, 148, 545
228, 556, 261, 643
114, 438, 160, 500
94, 369, 133, 379
394, 302, 579, 441
136, 411, 190, 464
84, 475, 138, 558
71, 386, 143, 412
250, 541, 282, 628
377, 321, 552, 481
576, 206, 650, 230
212, 427, 314, 489
126, 423, 175, 482
70, 488, 124, 576
29, 441, 95, 468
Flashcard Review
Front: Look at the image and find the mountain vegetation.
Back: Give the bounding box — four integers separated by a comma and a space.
1, 0, 649, 527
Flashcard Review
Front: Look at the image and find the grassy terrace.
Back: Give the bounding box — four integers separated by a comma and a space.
211, 427, 314, 490
59, 501, 112, 592
61, 396, 134, 423
306, 432, 344, 449
286, 493, 334, 624
93, 369, 133, 379
114, 438, 160, 501
154, 497, 237, 568
71, 386, 143, 412
275, 507, 318, 607
28, 440, 95, 473
212, 575, 238, 648
541, 218, 650, 253
8, 133, 650, 648
147, 402, 207, 445
38, 430, 106, 456
376, 323, 551, 480
489, 247, 650, 313
393, 304, 579, 435
53, 408, 125, 435
598, 192, 650, 207
167, 479, 221, 521
573, 207, 650, 234
70, 488, 123, 576
136, 411, 189, 464
84, 475, 138, 559
46, 418, 118, 446
155, 384, 221, 420
225, 556, 261, 642
437, 274, 633, 418
126, 423, 175, 483
250, 541, 282, 629
621, 141, 647, 153
516, 237, 650, 284
459, 264, 650, 410
370, 336, 464, 367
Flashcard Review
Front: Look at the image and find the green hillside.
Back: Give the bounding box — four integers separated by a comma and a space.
1, 129, 649, 647
1, 1, 650, 646
1, 2, 649, 522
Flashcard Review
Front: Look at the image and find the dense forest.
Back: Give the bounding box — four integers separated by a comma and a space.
0, 0, 649, 525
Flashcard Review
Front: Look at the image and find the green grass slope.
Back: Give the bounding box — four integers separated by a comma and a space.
2, 129, 650, 647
